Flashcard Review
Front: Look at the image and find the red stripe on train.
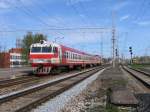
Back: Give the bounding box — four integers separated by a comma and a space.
30, 54, 58, 59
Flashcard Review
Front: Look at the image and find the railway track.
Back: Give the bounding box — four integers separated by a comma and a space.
0, 67, 106, 96
122, 66, 150, 88
0, 65, 108, 89
128, 67, 150, 77
0, 66, 104, 112
0, 76, 39, 89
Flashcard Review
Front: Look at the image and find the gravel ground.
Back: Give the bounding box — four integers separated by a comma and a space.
0, 68, 99, 112
60, 66, 150, 112
31, 68, 105, 112
60, 66, 131, 112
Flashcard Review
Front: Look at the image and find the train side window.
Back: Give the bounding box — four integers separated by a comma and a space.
68, 52, 70, 59
71, 53, 72, 59
67, 52, 69, 59
63, 52, 66, 58
71, 52, 72, 59
70, 52, 71, 59
70, 52, 72, 59
65, 52, 67, 58
72, 53, 73, 59
66, 52, 67, 58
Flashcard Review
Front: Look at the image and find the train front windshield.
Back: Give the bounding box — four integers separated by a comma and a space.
31, 46, 52, 53
42, 46, 52, 52
31, 47, 41, 53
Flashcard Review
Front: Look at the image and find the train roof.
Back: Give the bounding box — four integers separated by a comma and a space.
60, 45, 100, 57
30, 40, 59, 47
31, 40, 101, 57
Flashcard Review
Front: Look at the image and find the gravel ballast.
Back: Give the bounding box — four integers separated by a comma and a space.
31, 68, 105, 112
61, 66, 130, 112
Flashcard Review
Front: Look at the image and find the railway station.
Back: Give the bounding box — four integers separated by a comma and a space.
0, 0, 150, 112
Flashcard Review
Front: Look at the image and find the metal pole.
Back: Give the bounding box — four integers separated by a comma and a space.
131, 52, 133, 64
112, 28, 116, 67
100, 32, 103, 60
112, 11, 116, 68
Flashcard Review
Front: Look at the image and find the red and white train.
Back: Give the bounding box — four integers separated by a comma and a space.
29, 40, 101, 74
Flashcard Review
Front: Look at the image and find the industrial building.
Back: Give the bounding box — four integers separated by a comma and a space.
0, 48, 25, 68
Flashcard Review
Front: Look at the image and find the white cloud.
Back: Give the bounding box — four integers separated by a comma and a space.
120, 15, 130, 21
136, 21, 150, 26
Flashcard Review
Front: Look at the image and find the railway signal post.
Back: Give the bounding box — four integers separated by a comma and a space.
129, 46, 133, 64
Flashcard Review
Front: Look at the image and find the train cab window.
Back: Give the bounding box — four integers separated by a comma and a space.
53, 47, 58, 53
42, 46, 52, 53
31, 47, 41, 53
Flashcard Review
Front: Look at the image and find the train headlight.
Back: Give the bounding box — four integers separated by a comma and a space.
47, 59, 51, 63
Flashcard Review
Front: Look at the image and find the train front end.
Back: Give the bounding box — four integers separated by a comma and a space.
29, 40, 60, 75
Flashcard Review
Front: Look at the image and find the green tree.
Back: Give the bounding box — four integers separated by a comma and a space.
22, 32, 47, 64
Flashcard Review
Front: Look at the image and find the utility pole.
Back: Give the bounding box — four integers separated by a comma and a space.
122, 32, 128, 64
112, 11, 116, 68
100, 32, 103, 61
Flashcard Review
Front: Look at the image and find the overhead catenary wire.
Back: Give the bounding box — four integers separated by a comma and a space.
5, 0, 64, 36
0, 27, 111, 33
134, 0, 146, 21
17, 0, 64, 36
137, 0, 150, 21
68, 0, 89, 26
28, 0, 66, 28
77, 1, 92, 26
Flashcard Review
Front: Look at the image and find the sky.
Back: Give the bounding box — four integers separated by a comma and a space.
0, 0, 150, 58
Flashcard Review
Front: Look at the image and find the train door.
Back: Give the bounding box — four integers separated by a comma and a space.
58, 47, 62, 64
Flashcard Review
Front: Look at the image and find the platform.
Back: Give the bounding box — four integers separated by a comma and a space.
110, 88, 139, 107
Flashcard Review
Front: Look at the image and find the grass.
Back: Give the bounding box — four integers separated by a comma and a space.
113, 78, 127, 86
106, 104, 129, 112
130, 64, 150, 69
106, 103, 119, 112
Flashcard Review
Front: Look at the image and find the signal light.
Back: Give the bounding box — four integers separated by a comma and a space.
129, 46, 133, 64
129, 46, 132, 52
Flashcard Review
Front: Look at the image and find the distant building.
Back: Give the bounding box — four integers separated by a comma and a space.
0, 48, 25, 68
9, 48, 25, 67
0, 52, 10, 68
